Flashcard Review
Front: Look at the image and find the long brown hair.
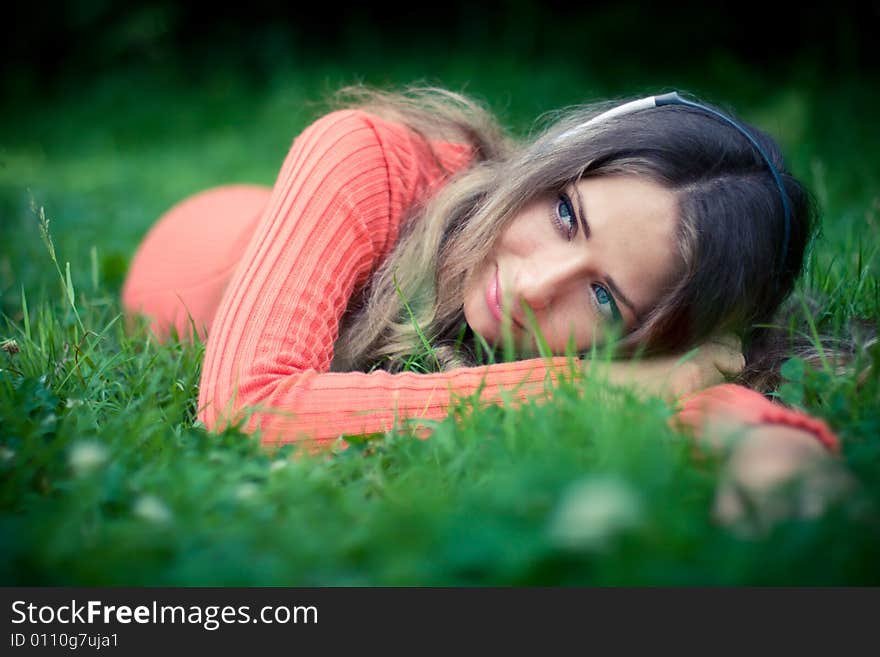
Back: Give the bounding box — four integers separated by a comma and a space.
329, 85, 824, 389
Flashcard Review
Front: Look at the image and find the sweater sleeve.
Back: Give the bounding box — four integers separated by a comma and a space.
198, 109, 568, 449
673, 383, 840, 454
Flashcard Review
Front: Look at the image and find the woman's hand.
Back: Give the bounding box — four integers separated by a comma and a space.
606, 333, 746, 401
713, 424, 854, 535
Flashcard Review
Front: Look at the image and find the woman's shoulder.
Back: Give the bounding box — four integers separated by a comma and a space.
294, 108, 387, 159
302, 108, 473, 181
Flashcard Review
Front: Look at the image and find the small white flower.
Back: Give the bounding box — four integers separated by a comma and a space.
235, 483, 259, 500
269, 460, 288, 473
68, 441, 108, 476
133, 495, 172, 524
548, 475, 643, 552
0, 447, 14, 462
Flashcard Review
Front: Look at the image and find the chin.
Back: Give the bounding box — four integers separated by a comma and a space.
463, 315, 497, 347
462, 284, 491, 342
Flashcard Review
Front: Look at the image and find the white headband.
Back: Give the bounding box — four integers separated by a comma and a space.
553, 96, 661, 142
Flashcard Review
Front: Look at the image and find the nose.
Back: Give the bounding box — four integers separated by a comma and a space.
513, 255, 589, 313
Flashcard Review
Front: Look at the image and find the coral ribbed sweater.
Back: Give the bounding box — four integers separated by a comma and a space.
122, 109, 838, 453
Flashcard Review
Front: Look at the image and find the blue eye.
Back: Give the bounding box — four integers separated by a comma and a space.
555, 194, 576, 238
591, 283, 622, 323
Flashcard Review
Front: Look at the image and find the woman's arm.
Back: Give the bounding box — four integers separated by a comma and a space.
197, 109, 571, 448
672, 382, 848, 530
674, 383, 839, 454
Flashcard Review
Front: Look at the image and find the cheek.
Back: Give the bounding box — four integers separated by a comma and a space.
496, 206, 547, 257
511, 223, 543, 252
538, 303, 597, 352
469, 254, 495, 292
462, 259, 490, 317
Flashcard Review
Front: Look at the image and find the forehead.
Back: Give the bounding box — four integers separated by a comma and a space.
574, 174, 681, 313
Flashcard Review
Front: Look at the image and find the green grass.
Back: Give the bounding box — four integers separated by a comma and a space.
1, 49, 879, 585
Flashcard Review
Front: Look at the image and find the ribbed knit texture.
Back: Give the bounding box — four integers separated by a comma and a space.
123, 109, 839, 453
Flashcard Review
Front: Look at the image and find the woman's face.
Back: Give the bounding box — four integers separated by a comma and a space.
462, 174, 681, 355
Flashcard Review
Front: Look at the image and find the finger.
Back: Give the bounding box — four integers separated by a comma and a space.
713, 483, 746, 528
708, 332, 742, 352
713, 344, 746, 376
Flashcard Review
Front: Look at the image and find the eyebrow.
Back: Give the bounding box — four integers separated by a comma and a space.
572, 185, 641, 322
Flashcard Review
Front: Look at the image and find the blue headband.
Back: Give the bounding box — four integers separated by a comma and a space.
559, 91, 792, 269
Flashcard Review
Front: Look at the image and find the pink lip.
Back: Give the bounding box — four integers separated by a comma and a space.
486, 264, 503, 323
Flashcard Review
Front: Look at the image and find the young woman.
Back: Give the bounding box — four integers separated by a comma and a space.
122, 88, 841, 511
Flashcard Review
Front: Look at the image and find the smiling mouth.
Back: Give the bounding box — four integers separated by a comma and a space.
487, 265, 503, 322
